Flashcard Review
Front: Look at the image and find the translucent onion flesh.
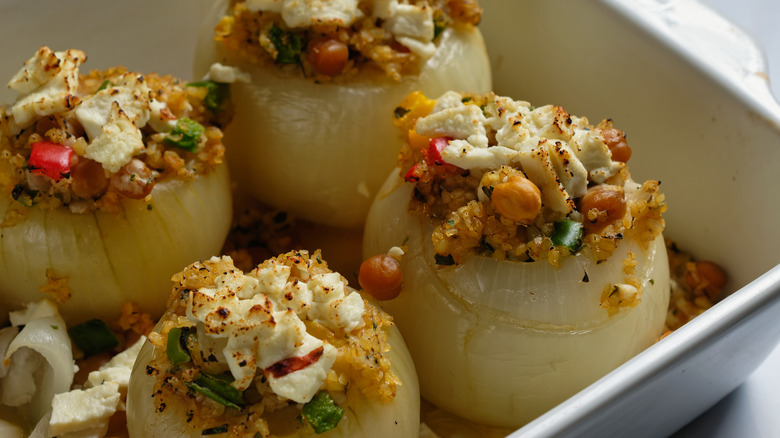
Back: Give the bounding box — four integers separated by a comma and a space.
0, 313, 74, 432
0, 163, 232, 325
192, 0, 492, 228
363, 170, 670, 428
126, 318, 420, 438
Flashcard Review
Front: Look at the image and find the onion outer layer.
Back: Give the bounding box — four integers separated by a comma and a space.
0, 163, 232, 325
193, 0, 492, 228
363, 170, 670, 428
126, 319, 420, 438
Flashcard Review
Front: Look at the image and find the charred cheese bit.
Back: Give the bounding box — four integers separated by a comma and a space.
7, 47, 84, 130
184, 255, 364, 403
414, 91, 625, 214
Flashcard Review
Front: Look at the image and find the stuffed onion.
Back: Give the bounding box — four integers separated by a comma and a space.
363, 91, 670, 427
127, 251, 419, 437
193, 0, 492, 228
0, 47, 233, 324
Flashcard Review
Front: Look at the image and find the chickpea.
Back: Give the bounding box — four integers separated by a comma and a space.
578, 185, 626, 233
109, 159, 155, 200
306, 37, 349, 76
490, 175, 541, 224
358, 254, 403, 301
685, 260, 727, 301
602, 127, 632, 162
70, 156, 109, 199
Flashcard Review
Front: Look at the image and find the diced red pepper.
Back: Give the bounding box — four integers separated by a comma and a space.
404, 163, 423, 183
424, 137, 451, 166
28, 141, 73, 182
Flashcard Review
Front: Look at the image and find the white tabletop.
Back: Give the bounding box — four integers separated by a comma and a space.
672, 1, 780, 437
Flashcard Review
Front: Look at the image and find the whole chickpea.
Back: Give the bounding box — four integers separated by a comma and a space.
684, 260, 727, 301
70, 155, 109, 199
578, 185, 626, 233
490, 175, 542, 224
306, 37, 349, 76
358, 254, 403, 301
602, 127, 632, 162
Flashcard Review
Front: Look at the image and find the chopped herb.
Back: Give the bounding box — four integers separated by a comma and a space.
51, 325, 59, 330
433, 20, 447, 41
401, 236, 410, 246
146, 204, 153, 211
461, 96, 473, 103
394, 106, 410, 119
166, 326, 192, 365
11, 184, 38, 207
68, 319, 119, 358
434, 253, 455, 266
301, 391, 344, 434
97, 80, 112, 91
185, 372, 245, 410
164, 118, 205, 152
201, 424, 228, 435
447, 219, 455, 226
481, 185, 494, 199
649, 279, 655, 285
268, 25, 303, 64
550, 219, 583, 253
480, 235, 494, 252
187, 81, 230, 113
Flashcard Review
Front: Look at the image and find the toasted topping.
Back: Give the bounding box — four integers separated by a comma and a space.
398, 91, 666, 265
216, 0, 482, 80
0, 47, 230, 213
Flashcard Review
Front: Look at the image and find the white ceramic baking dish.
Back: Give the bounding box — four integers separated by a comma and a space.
1, 0, 778, 436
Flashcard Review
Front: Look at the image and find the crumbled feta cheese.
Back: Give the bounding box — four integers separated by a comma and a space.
267, 338, 337, 403
385, 3, 435, 58
249, 0, 361, 28
75, 73, 151, 141
86, 336, 145, 389
415, 93, 625, 214
8, 48, 85, 130
147, 99, 177, 133
204, 63, 251, 83
307, 272, 365, 332
184, 256, 365, 403
48, 382, 120, 437
83, 101, 145, 172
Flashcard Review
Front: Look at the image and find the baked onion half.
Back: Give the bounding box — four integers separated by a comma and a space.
193, 0, 492, 228
0, 47, 233, 324
363, 91, 670, 427
127, 251, 419, 437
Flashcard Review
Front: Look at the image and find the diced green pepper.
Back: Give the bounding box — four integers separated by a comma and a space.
301, 391, 344, 434
268, 25, 303, 65
550, 218, 583, 253
164, 118, 205, 152
97, 80, 112, 91
166, 326, 192, 365
187, 81, 230, 113
201, 424, 228, 435
185, 372, 245, 410
68, 319, 119, 358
